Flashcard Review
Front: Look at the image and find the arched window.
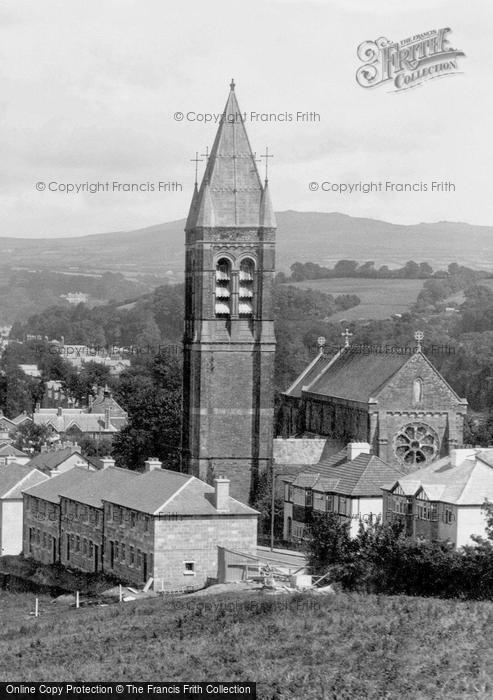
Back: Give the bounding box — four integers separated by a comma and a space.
239, 258, 255, 316
215, 258, 231, 316
412, 378, 423, 404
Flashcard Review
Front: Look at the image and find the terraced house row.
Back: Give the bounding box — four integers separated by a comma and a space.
22, 458, 258, 591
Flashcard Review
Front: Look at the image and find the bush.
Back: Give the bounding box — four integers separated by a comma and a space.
304, 509, 493, 600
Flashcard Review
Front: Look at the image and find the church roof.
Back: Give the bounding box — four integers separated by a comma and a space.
290, 449, 405, 497
187, 81, 274, 229
305, 348, 410, 403
284, 352, 338, 398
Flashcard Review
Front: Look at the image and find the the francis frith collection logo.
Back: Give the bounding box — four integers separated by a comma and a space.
356, 28, 465, 91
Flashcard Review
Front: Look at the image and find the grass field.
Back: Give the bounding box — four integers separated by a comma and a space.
1, 589, 492, 698
287, 278, 425, 322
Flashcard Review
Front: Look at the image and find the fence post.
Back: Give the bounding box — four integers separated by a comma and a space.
76, 591, 79, 609
35, 597, 39, 618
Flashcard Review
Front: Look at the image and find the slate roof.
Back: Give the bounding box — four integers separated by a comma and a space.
0, 444, 28, 458
105, 468, 258, 517
389, 450, 493, 505
283, 352, 337, 398
22, 466, 92, 504
305, 348, 411, 403
188, 81, 273, 229
290, 450, 405, 497
0, 464, 48, 499
33, 412, 121, 433
58, 466, 139, 509
26, 446, 84, 473
89, 393, 127, 418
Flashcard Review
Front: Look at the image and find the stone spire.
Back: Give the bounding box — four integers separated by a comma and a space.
188, 81, 267, 228
259, 178, 276, 228
185, 182, 199, 230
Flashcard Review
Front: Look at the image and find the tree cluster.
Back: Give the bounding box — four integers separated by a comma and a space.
305, 506, 493, 600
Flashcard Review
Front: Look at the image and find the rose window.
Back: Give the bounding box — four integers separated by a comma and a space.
393, 423, 438, 467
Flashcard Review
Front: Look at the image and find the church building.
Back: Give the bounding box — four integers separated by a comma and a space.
277, 335, 468, 473
181, 81, 276, 502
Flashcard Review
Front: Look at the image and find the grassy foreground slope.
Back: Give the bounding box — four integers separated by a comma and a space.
1, 590, 492, 699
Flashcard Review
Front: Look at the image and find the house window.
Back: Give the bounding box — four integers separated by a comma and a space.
305, 489, 313, 508
82, 538, 87, 555
130, 546, 135, 565
215, 258, 232, 316
239, 258, 255, 316
339, 496, 347, 516
130, 512, 136, 528
444, 506, 454, 524
326, 495, 333, 512
184, 561, 195, 575
76, 536, 80, 552
121, 544, 126, 561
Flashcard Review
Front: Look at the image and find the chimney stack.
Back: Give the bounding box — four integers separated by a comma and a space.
144, 458, 162, 472
347, 442, 371, 462
213, 476, 230, 512
100, 456, 116, 470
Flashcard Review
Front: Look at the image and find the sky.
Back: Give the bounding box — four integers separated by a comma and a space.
1, 0, 492, 238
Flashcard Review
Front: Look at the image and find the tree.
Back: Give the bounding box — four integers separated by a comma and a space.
13, 422, 51, 453
112, 348, 182, 471
250, 471, 284, 540
304, 512, 354, 575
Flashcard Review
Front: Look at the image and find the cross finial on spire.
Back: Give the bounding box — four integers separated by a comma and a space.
414, 330, 424, 352
342, 328, 353, 348
260, 147, 274, 182
230, 78, 235, 91
190, 151, 203, 186
201, 146, 210, 162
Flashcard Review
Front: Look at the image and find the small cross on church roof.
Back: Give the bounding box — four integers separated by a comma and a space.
414, 330, 424, 352
342, 328, 353, 348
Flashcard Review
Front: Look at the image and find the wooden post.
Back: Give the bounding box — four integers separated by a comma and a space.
35, 597, 39, 618
75, 591, 79, 609
119, 584, 123, 603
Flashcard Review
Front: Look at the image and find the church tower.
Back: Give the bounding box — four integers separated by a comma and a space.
181, 81, 276, 503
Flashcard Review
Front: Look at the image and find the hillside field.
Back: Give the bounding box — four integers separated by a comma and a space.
286, 278, 425, 321
1, 589, 492, 699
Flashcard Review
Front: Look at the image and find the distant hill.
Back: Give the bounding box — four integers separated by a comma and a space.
1, 211, 491, 275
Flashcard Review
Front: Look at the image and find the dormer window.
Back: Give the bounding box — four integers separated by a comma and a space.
239, 258, 255, 316
215, 258, 231, 316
